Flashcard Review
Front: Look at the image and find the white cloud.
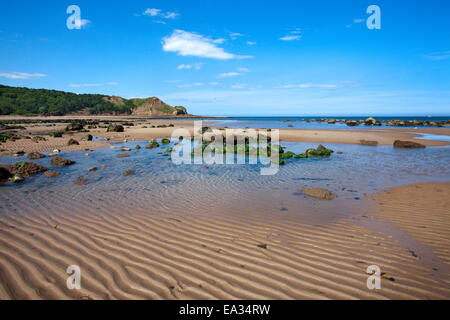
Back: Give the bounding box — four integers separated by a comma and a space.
144, 8, 162, 16
227, 31, 244, 40
424, 51, 450, 61
0, 72, 47, 79
163, 12, 179, 19
246, 41, 256, 46
69, 82, 119, 88
278, 83, 339, 89
177, 63, 203, 70
162, 30, 252, 60
279, 28, 302, 41
237, 67, 250, 73
279, 35, 301, 41
142, 8, 179, 20
209, 82, 219, 86
217, 72, 241, 78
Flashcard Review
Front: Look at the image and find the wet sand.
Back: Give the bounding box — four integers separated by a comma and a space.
0, 180, 449, 299
1, 118, 449, 156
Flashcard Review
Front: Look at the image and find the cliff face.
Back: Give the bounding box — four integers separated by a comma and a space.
130, 97, 188, 117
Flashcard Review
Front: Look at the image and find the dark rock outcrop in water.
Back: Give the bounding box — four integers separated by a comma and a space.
0, 167, 12, 183
27, 152, 46, 159
51, 157, 75, 167
1, 162, 48, 177
393, 140, 426, 149
45, 171, 60, 178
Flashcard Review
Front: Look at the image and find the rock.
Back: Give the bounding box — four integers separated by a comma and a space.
135, 145, 141, 150
1, 162, 48, 177
302, 188, 337, 200
393, 140, 426, 149
81, 134, 93, 141
67, 138, 80, 146
359, 140, 378, 146
74, 178, 88, 185
305, 146, 334, 157
27, 152, 45, 159
11, 174, 25, 183
13, 151, 25, 157
364, 117, 378, 125
0, 167, 12, 183
44, 171, 60, 178
345, 120, 359, 126
317, 144, 326, 151
52, 149, 60, 153
51, 156, 75, 167
106, 124, 124, 132
116, 153, 130, 158
145, 141, 160, 149
120, 147, 132, 152
123, 169, 135, 175
65, 123, 84, 131
161, 138, 171, 144
88, 167, 98, 172
327, 119, 337, 124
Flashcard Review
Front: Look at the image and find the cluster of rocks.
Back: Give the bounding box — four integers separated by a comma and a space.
314, 117, 450, 127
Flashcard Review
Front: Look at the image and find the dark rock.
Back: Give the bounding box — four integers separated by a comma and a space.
1, 162, 48, 177
0, 167, 12, 183
65, 123, 84, 131
27, 152, 45, 159
106, 124, 124, 132
81, 134, 93, 141
123, 169, 135, 175
51, 156, 75, 167
67, 138, 80, 146
393, 140, 426, 148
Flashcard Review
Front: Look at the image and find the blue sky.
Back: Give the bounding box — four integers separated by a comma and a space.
0, 0, 449, 116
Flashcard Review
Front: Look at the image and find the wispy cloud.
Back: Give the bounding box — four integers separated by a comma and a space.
246, 41, 257, 46
346, 18, 365, 28
217, 67, 250, 78
278, 83, 339, 89
424, 51, 450, 61
279, 29, 302, 41
69, 82, 119, 88
177, 63, 203, 70
142, 8, 179, 20
227, 31, 244, 40
178, 82, 219, 88
0, 72, 47, 79
217, 72, 241, 78
162, 30, 252, 60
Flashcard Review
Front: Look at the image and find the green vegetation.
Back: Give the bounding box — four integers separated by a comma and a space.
0, 85, 188, 116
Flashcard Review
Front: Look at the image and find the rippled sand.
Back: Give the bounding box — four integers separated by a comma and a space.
0, 137, 449, 299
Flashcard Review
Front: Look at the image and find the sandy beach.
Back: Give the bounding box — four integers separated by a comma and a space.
1, 117, 449, 300
0, 180, 449, 299
1, 117, 448, 157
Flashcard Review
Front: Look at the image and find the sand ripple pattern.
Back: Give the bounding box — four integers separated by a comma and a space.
1, 188, 449, 300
